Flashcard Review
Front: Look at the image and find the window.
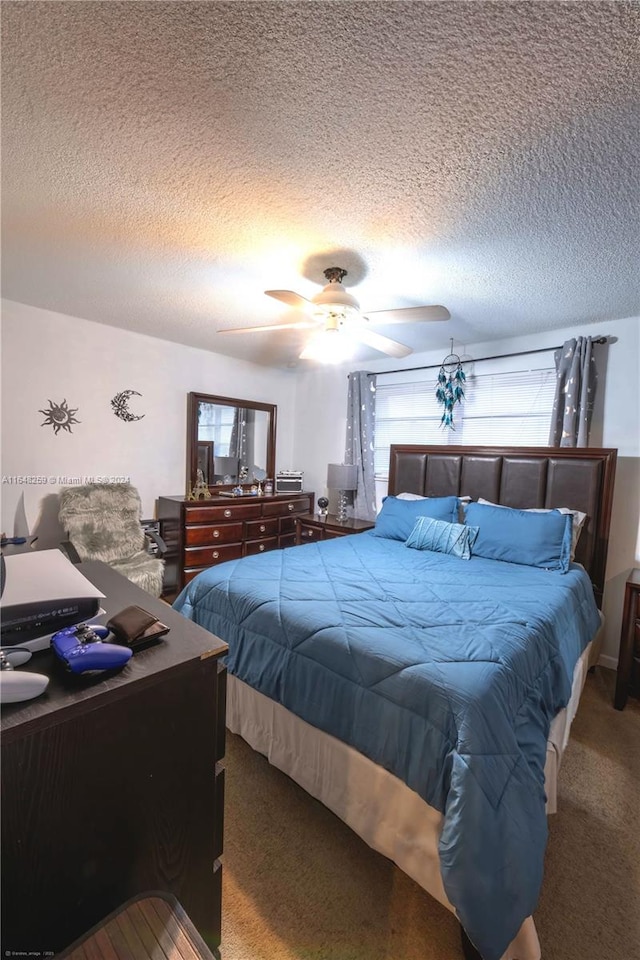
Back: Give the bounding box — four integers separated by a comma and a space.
197, 403, 236, 455
374, 365, 556, 479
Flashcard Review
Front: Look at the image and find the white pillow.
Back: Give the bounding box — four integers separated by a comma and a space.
476, 498, 587, 560
397, 491, 471, 522
398, 492, 472, 502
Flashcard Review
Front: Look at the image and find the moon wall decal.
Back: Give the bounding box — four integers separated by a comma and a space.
111, 390, 145, 422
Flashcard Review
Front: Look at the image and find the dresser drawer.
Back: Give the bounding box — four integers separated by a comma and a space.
263, 497, 312, 518
183, 567, 206, 584
185, 522, 243, 546
184, 543, 243, 567
280, 516, 298, 535
279, 533, 297, 548
185, 503, 263, 523
245, 536, 279, 556
298, 523, 322, 542
245, 518, 279, 539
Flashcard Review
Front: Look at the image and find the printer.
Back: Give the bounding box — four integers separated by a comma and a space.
0, 549, 105, 652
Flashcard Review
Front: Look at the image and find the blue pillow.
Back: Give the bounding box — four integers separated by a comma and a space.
405, 516, 480, 559
464, 501, 573, 573
373, 495, 459, 541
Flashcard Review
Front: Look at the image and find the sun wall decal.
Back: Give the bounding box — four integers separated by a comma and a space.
39, 399, 80, 435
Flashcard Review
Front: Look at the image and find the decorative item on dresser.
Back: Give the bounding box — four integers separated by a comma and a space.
296, 512, 375, 544
158, 491, 315, 594
0, 560, 227, 956
614, 568, 640, 710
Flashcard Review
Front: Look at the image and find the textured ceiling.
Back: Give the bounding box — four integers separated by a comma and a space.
2, 1, 639, 368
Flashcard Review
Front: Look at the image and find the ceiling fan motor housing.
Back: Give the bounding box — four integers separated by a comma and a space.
323, 267, 348, 284
311, 278, 360, 313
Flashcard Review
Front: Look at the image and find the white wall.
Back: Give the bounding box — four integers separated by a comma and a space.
292, 315, 640, 665
1, 299, 297, 547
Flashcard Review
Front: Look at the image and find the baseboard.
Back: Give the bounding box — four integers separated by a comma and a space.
597, 654, 618, 671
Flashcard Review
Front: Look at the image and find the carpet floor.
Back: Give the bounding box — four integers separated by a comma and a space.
220, 669, 640, 960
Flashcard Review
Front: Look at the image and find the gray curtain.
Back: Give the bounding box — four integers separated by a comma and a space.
548, 337, 597, 447
345, 371, 377, 520
229, 407, 248, 475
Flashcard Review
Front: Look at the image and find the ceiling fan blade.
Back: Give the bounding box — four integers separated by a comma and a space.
265, 290, 312, 309
353, 328, 413, 358
362, 304, 450, 325
218, 319, 317, 335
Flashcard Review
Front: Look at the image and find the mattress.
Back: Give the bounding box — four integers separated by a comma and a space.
174, 532, 601, 960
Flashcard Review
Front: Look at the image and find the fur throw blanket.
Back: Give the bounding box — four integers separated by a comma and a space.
59, 483, 147, 563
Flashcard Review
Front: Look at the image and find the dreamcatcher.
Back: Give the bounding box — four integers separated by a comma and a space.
436, 340, 466, 428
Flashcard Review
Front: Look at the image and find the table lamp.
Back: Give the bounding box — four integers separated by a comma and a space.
327, 463, 358, 522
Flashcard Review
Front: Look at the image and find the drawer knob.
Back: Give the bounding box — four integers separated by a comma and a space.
224, 509, 232, 518
305, 530, 313, 537
259, 524, 266, 533
213, 529, 220, 538
212, 550, 220, 559
288, 503, 295, 511
259, 544, 265, 552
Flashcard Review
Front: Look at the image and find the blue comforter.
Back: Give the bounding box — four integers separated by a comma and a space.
174, 532, 600, 959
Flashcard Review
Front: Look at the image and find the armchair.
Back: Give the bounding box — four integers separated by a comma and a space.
58, 483, 166, 598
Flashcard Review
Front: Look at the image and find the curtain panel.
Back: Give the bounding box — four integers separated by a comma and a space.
230, 407, 249, 476
548, 337, 597, 447
345, 371, 377, 520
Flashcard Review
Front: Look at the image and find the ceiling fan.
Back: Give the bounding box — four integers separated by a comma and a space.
218, 267, 450, 361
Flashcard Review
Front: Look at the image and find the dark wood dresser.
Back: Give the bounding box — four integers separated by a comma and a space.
158, 491, 314, 593
0, 560, 227, 956
614, 568, 640, 710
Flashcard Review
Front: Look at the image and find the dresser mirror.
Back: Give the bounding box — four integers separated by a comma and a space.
187, 392, 277, 492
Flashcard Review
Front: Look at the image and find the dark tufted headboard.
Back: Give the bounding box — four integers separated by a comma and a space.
388, 445, 617, 607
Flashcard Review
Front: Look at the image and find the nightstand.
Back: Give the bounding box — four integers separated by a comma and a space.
614, 568, 640, 710
296, 512, 375, 544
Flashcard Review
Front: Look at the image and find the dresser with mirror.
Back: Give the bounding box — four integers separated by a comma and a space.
158, 393, 314, 595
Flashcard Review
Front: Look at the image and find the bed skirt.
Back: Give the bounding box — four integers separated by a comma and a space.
226, 619, 603, 960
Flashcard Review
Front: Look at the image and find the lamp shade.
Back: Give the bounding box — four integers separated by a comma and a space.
327, 463, 358, 491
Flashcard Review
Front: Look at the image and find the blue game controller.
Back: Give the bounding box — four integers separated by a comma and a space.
51, 623, 133, 674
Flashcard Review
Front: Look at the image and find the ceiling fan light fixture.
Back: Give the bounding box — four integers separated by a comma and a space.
300, 327, 356, 364
312, 304, 360, 326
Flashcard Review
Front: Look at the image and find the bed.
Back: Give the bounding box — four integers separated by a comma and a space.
174, 444, 617, 960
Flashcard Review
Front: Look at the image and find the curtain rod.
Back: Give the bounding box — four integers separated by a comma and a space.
365, 336, 609, 378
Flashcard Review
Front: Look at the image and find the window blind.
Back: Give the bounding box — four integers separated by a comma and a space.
374, 367, 556, 478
